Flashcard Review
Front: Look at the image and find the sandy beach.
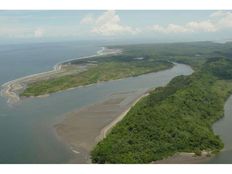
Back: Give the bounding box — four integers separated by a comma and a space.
96, 92, 149, 142
55, 89, 148, 163
55, 87, 211, 164
0, 47, 121, 104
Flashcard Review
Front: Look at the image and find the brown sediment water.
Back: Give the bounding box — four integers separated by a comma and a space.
55, 90, 147, 163
54, 63, 194, 163
0, 59, 193, 163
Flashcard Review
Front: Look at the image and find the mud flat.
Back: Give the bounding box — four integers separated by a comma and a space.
55, 89, 147, 163
54, 62, 193, 163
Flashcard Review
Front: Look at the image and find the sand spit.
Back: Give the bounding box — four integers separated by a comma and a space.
55, 89, 148, 163
0, 47, 121, 104
0, 63, 65, 104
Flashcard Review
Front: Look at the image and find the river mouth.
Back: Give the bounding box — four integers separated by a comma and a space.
0, 62, 193, 163
52, 62, 193, 163
206, 95, 232, 164
55, 89, 148, 163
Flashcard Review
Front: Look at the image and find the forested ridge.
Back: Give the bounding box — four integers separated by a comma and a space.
91, 57, 232, 163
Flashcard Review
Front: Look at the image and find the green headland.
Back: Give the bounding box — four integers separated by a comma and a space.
91, 42, 232, 163
19, 41, 232, 163
21, 54, 172, 97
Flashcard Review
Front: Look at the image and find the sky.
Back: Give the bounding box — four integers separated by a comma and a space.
0, 10, 232, 44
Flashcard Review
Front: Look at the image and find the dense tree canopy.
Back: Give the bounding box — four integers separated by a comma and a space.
91, 58, 232, 164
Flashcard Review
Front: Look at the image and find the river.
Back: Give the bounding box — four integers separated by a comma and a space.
0, 41, 194, 163
207, 96, 232, 164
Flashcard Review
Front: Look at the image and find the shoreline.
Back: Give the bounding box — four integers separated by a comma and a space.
57, 86, 214, 164
152, 151, 213, 164
54, 62, 194, 163
96, 92, 149, 142
55, 89, 148, 163
0, 47, 121, 104
92, 92, 214, 164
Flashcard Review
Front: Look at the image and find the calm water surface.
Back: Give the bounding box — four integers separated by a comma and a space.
0, 41, 195, 163
207, 96, 232, 164
0, 41, 100, 163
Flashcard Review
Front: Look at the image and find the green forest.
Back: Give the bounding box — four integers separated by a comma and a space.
21, 54, 172, 97
19, 41, 232, 163
91, 51, 232, 163
21, 41, 232, 97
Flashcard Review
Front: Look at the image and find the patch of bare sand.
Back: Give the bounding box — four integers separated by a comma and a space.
55, 89, 148, 163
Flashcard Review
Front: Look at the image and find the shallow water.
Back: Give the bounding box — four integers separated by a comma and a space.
0, 42, 193, 163
207, 96, 232, 164
0, 41, 100, 163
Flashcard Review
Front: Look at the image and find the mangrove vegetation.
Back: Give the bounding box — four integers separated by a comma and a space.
91, 57, 232, 163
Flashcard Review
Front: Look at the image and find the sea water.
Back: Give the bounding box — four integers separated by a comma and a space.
0, 41, 193, 163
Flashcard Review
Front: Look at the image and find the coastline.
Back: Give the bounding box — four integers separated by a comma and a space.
57, 86, 214, 164
55, 89, 148, 163
0, 47, 121, 104
96, 92, 149, 142
92, 92, 214, 164
0, 44, 205, 164
152, 151, 213, 164
53, 62, 195, 163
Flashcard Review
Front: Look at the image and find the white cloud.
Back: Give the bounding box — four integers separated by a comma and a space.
149, 11, 232, 34
80, 15, 94, 25
149, 20, 217, 34
186, 20, 217, 32
81, 11, 139, 36
210, 11, 226, 18
34, 28, 44, 38
215, 11, 232, 28
150, 24, 188, 33
0, 26, 32, 38
1, 10, 232, 39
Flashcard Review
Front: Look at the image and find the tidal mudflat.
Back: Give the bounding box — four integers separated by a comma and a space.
0, 42, 193, 163
56, 90, 147, 163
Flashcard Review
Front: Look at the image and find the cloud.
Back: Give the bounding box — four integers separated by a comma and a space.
150, 24, 188, 34
0, 26, 32, 38
186, 20, 217, 32
1, 10, 232, 40
149, 11, 232, 34
149, 21, 217, 34
213, 11, 232, 28
80, 15, 94, 25
34, 28, 44, 38
81, 11, 139, 36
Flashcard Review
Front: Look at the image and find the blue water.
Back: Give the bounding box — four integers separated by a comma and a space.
0, 41, 100, 163
0, 41, 193, 163
207, 96, 232, 164
0, 41, 100, 84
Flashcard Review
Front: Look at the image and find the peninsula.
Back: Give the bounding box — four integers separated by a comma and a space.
91, 42, 232, 163
1, 47, 173, 104
2, 41, 232, 164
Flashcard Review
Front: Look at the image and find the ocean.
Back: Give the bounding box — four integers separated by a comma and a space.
0, 41, 195, 163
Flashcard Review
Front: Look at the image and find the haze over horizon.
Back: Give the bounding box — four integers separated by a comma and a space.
1, 10, 232, 44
